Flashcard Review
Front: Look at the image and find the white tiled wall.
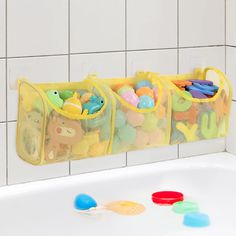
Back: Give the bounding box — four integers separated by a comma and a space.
226, 0, 236, 155
0, 0, 230, 186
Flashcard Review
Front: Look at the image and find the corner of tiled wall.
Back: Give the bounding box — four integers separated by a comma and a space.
0, 0, 230, 186
225, 0, 236, 154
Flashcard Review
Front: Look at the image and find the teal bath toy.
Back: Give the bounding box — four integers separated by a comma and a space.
172, 201, 199, 214
138, 95, 155, 109
135, 80, 153, 90
86, 115, 107, 129
115, 110, 126, 128
82, 96, 104, 114
117, 124, 136, 145
74, 194, 97, 211
46, 90, 64, 108
183, 212, 210, 227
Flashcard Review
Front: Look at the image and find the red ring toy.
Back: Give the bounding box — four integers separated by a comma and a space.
152, 191, 184, 205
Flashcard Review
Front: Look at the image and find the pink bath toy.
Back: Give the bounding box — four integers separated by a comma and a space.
135, 128, 149, 147
148, 128, 165, 146
121, 90, 139, 107
117, 85, 134, 96
126, 110, 144, 127
153, 87, 158, 102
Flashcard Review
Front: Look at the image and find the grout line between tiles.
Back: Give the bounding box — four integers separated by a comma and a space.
225, 0, 227, 46
68, 0, 71, 175
5, 0, 8, 185
177, 0, 180, 159
5, 45, 226, 60
226, 45, 236, 48
125, 0, 128, 167
224, 0, 227, 74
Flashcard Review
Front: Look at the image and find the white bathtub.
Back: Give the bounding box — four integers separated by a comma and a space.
0, 152, 236, 236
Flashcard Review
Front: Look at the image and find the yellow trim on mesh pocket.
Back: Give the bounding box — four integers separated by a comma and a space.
157, 67, 231, 103
18, 79, 108, 120
101, 72, 163, 113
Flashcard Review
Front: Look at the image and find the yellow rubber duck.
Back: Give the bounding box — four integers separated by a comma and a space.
62, 93, 82, 115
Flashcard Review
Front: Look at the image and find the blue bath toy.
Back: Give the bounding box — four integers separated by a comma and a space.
138, 95, 155, 109
186, 86, 214, 96
135, 80, 153, 90
82, 95, 104, 114
74, 194, 97, 211
183, 212, 210, 227
193, 83, 219, 92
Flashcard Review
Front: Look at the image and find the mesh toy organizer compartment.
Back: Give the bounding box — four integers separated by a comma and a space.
158, 67, 232, 144
16, 67, 232, 165
17, 80, 114, 165
97, 72, 171, 154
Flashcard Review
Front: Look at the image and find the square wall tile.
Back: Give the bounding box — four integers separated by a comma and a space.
226, 102, 236, 154
71, 154, 126, 175
0, 0, 5, 57
179, 46, 225, 73
70, 52, 125, 81
127, 49, 177, 76
179, 139, 225, 158
8, 0, 68, 57
127, 145, 178, 166
226, 0, 236, 46
70, 0, 125, 53
226, 46, 236, 100
0, 59, 6, 122
7, 55, 68, 121
8, 122, 69, 185
127, 0, 177, 50
0, 123, 6, 186
179, 0, 224, 47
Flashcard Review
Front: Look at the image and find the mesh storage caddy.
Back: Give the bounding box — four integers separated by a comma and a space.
16, 67, 232, 165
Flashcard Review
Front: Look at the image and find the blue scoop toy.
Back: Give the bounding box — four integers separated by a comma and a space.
82, 95, 104, 114
74, 194, 97, 211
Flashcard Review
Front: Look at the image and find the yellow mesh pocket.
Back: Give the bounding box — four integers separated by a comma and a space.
17, 79, 113, 165
97, 72, 172, 154
158, 67, 232, 144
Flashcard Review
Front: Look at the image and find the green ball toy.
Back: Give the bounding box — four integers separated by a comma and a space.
142, 113, 158, 132
46, 90, 64, 109
59, 90, 74, 101
117, 124, 136, 145
115, 110, 126, 128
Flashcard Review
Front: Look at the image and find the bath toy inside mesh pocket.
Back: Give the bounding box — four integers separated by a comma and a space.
167, 68, 232, 145
102, 72, 171, 154
16, 80, 113, 165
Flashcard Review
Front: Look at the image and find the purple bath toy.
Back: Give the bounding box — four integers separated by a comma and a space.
189, 90, 207, 98
189, 80, 213, 86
